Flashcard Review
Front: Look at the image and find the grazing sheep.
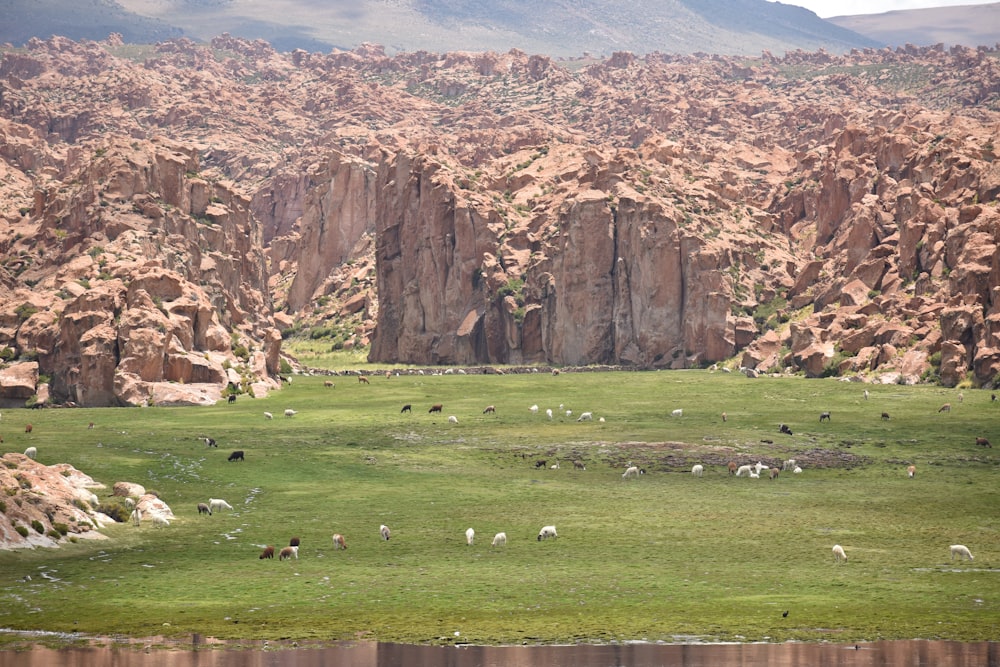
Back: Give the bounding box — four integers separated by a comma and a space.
202, 437, 217, 447
959, 392, 964, 403
832, 544, 847, 562
279, 546, 298, 560
721, 412, 727, 422
289, 537, 300, 547
259, 545, 275, 560
748, 470, 760, 479
358, 376, 370, 384
448, 415, 458, 424
380, 524, 391, 541
152, 514, 170, 528
671, 409, 683, 417
975, 437, 991, 448
881, 412, 890, 421
24, 424, 32, 434
577, 411, 593, 421
782, 459, 796, 471
728, 461, 738, 475
23, 446, 36, 460
565, 410, 572, 417
622, 466, 644, 479
793, 466, 803, 474
228, 394, 236, 404
264, 412, 273, 420
534, 459, 547, 468
197, 502, 212, 516
735, 464, 753, 477
779, 424, 793, 435
491, 532, 507, 547
754, 461, 767, 475
537, 525, 558, 541
907, 465, 916, 478
529, 404, 539, 414
769, 467, 780, 480
284, 409, 297, 417
324, 380, 334, 387
691, 464, 703, 477
465, 527, 475, 545
819, 411, 831, 422
938, 403, 951, 413
429, 404, 443, 413
129, 508, 143, 526
209, 498, 234, 513
400, 404, 412, 413
331, 533, 347, 550
864, 389, 870, 400
950, 544, 973, 561
546, 408, 553, 420
228, 450, 244, 462
573, 460, 586, 470
88, 422, 95, 429
483, 405, 496, 414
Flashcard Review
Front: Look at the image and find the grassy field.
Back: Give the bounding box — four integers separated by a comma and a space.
0, 370, 997, 646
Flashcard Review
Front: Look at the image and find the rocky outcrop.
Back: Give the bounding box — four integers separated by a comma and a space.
0, 453, 110, 550
2, 36, 1000, 388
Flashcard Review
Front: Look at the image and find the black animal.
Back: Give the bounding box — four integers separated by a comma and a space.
779, 424, 793, 436
534, 459, 547, 468
881, 412, 890, 421
228, 450, 245, 462
819, 412, 831, 422
401, 404, 412, 413
289, 536, 301, 547
228, 394, 236, 404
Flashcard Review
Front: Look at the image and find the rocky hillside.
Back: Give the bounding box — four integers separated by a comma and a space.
1, 35, 999, 402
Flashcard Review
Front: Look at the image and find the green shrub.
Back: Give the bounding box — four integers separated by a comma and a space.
14, 525, 28, 538
31, 519, 44, 534
52, 522, 69, 536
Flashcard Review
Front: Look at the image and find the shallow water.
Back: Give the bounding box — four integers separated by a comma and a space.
1, 638, 998, 667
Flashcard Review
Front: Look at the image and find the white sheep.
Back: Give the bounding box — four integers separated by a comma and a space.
863, 389, 870, 400
832, 544, 847, 562
671, 408, 683, 417
284, 409, 297, 417
129, 508, 143, 526
748, 470, 760, 479
448, 415, 458, 424
577, 411, 593, 421
465, 527, 475, 545
735, 464, 753, 477
23, 446, 36, 460
691, 464, 703, 477
622, 466, 643, 479
380, 524, 391, 541
208, 498, 234, 513
152, 513, 170, 528
491, 532, 507, 547
529, 404, 539, 414
264, 412, 273, 420
546, 408, 553, 420
793, 466, 803, 474
782, 458, 796, 471
950, 544, 973, 561
537, 525, 558, 541
754, 461, 767, 474
565, 410, 572, 417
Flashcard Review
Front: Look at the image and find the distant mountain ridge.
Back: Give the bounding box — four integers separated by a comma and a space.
3, 0, 881, 56
828, 2, 1000, 49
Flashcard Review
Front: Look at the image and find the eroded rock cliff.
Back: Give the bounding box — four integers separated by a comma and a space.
1, 35, 999, 391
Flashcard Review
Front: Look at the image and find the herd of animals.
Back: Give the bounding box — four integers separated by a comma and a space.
6, 380, 992, 565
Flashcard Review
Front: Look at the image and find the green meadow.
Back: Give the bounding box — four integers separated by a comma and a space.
0, 370, 997, 646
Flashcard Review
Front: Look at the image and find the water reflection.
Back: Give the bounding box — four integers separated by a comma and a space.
1, 639, 998, 667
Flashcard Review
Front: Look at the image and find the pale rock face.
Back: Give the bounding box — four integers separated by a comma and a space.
0, 361, 39, 405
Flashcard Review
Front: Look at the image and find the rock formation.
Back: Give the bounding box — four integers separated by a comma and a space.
1, 35, 999, 390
